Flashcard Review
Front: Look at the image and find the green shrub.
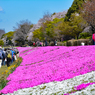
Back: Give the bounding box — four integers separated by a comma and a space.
78, 32, 91, 39
63, 40, 68, 43
0, 40, 4, 46
86, 36, 92, 39
0, 76, 9, 90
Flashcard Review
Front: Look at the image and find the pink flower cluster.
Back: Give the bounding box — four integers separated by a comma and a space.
0, 46, 95, 94
75, 82, 95, 91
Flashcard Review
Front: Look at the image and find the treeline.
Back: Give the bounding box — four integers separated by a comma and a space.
0, 0, 94, 46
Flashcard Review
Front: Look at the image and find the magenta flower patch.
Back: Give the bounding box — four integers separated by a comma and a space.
0, 46, 95, 94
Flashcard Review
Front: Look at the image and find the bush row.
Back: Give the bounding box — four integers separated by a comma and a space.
57, 39, 92, 46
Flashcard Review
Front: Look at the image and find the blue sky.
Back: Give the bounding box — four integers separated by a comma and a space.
0, 0, 74, 33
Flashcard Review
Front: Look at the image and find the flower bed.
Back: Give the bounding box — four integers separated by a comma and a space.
0, 46, 95, 94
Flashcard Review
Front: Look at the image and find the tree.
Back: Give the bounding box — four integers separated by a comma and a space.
58, 21, 73, 37
1, 31, 14, 39
0, 40, 4, 46
32, 28, 44, 41
41, 21, 56, 41
0, 29, 5, 39
80, 0, 95, 33
13, 20, 33, 46
1, 31, 14, 45
32, 21, 52, 42
64, 0, 85, 21
69, 13, 87, 39
42, 11, 51, 22
58, 13, 87, 39
32, 17, 65, 42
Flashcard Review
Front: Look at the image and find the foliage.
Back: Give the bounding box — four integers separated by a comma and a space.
53, 18, 64, 24
80, 0, 95, 32
69, 13, 87, 39
1, 31, 15, 45
32, 18, 64, 42
63, 40, 68, 43
78, 32, 92, 39
0, 76, 9, 91
58, 21, 72, 36
64, 0, 85, 21
45, 22, 55, 41
58, 13, 87, 39
13, 20, 33, 46
1, 31, 14, 39
51, 12, 56, 17
0, 40, 4, 46
32, 27, 44, 41
31, 0, 89, 42
32, 12, 87, 41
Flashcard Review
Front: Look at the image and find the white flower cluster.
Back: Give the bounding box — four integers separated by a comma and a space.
2, 71, 95, 95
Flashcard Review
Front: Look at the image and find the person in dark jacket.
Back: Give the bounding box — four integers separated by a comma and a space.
2, 48, 6, 66
45, 40, 47, 46
0, 46, 5, 68
6, 48, 12, 67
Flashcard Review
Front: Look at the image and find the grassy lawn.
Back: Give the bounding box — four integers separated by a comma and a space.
0, 57, 22, 91
0, 61, 17, 79
0, 65, 8, 79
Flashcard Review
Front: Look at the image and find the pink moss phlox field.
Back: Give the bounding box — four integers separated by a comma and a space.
0, 46, 95, 94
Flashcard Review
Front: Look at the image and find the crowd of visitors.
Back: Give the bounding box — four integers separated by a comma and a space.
33, 40, 57, 47
0, 46, 19, 68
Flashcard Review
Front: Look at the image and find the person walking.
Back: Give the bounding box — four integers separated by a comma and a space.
6, 49, 12, 67
13, 48, 19, 60
41, 42, 44, 46
40, 42, 42, 47
10, 49, 16, 63
92, 33, 95, 45
2, 48, 6, 66
0, 46, 5, 68
54, 40, 57, 46
4, 48, 7, 65
45, 40, 47, 46
33, 42, 35, 47
55, 40, 57, 46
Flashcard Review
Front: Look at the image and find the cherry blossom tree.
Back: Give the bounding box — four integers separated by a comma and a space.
81, 0, 95, 33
